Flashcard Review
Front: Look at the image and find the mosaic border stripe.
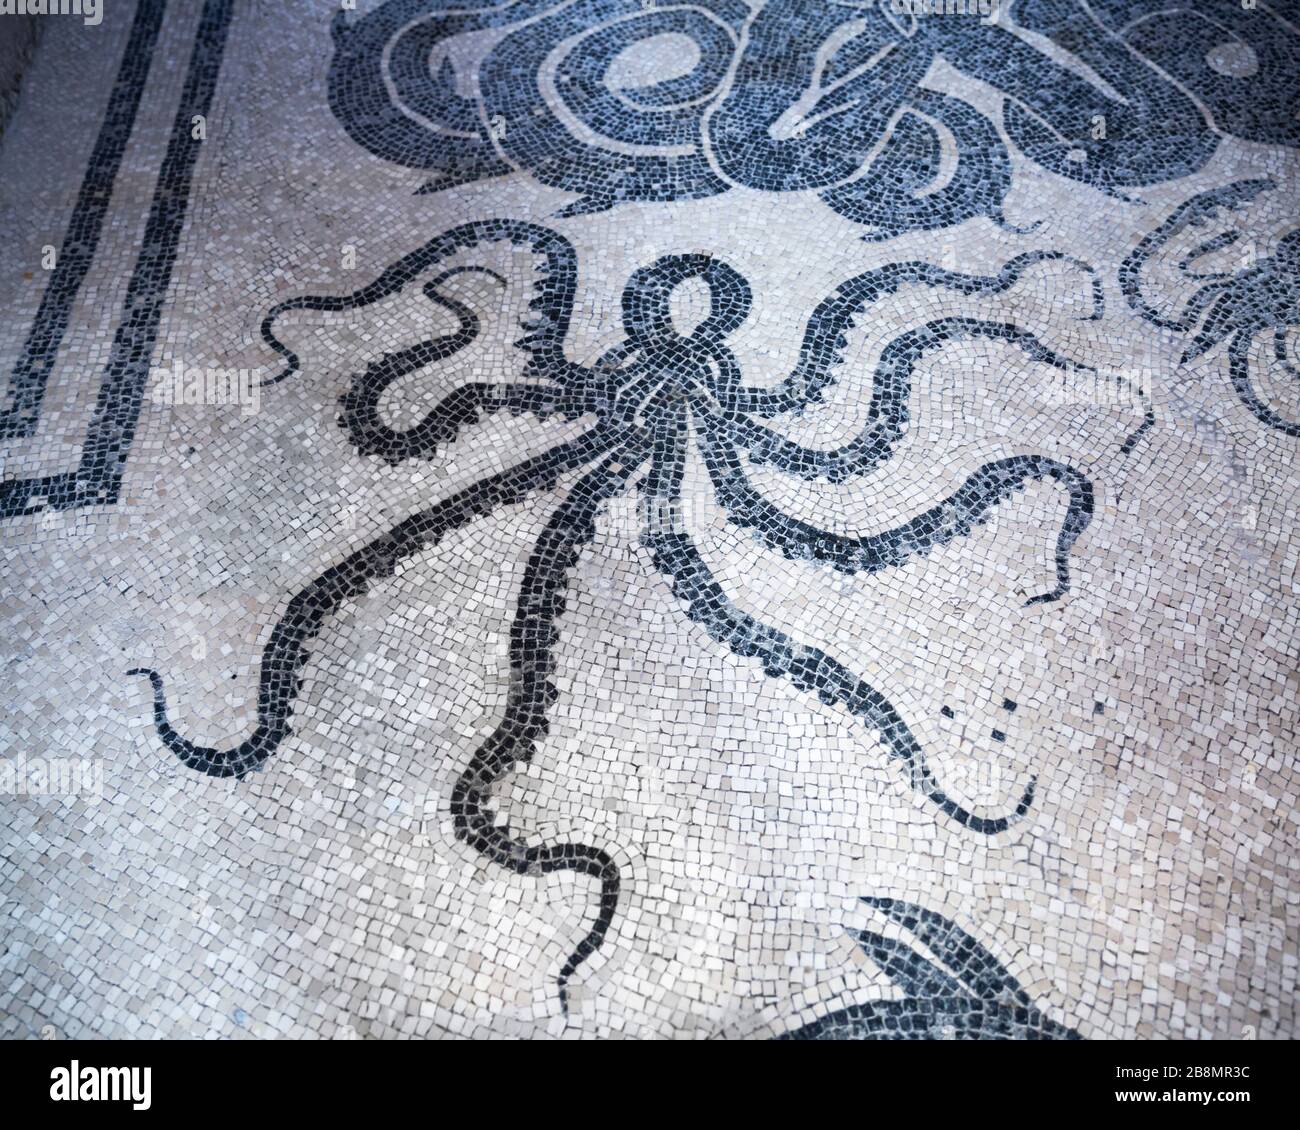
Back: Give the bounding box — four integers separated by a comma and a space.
0, 0, 234, 519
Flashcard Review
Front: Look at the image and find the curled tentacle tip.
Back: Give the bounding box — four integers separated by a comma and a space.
995, 214, 1042, 236
927, 771, 1036, 835
980, 775, 1037, 834
1179, 329, 1223, 364
1024, 585, 1066, 607
127, 666, 162, 689
1120, 413, 1156, 456
259, 360, 299, 387
428, 265, 508, 291
1066, 264, 1105, 322
1018, 775, 1038, 811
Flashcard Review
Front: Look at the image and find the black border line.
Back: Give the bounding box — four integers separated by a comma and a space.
0, 0, 165, 442
0, 0, 234, 518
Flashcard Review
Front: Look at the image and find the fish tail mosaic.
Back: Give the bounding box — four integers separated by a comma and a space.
778, 897, 1081, 1040
1, 0, 1298, 1042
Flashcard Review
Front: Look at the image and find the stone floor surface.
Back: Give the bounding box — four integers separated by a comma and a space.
0, 0, 1297, 1040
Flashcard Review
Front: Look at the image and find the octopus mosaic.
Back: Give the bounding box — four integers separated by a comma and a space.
0, 0, 1297, 1040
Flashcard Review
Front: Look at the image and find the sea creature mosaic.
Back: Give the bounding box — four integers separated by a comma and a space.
329, 0, 1300, 236
131, 222, 1129, 1008
0, 0, 1297, 1040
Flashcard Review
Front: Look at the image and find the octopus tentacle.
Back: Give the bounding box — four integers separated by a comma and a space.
450, 435, 650, 1014
1178, 230, 1242, 279
342, 376, 595, 465
1227, 329, 1300, 437
1120, 177, 1274, 330
260, 219, 582, 384
730, 250, 1102, 419
129, 427, 618, 779
1181, 290, 1241, 363
335, 264, 595, 462
1169, 278, 1234, 338
1121, 198, 1300, 436
717, 317, 1105, 482
644, 403, 1033, 835
1275, 326, 1300, 380
694, 402, 1093, 606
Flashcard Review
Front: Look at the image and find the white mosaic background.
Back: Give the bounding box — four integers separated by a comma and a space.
1, 1, 1297, 1039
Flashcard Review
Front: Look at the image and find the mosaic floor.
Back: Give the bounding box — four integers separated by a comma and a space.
1, 0, 1297, 1040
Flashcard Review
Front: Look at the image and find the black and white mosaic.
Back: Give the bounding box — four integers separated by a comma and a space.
1, 0, 232, 518
131, 224, 1121, 1007
329, 0, 1299, 236
1122, 178, 1300, 437
0, 0, 1297, 1040
779, 898, 1079, 1040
